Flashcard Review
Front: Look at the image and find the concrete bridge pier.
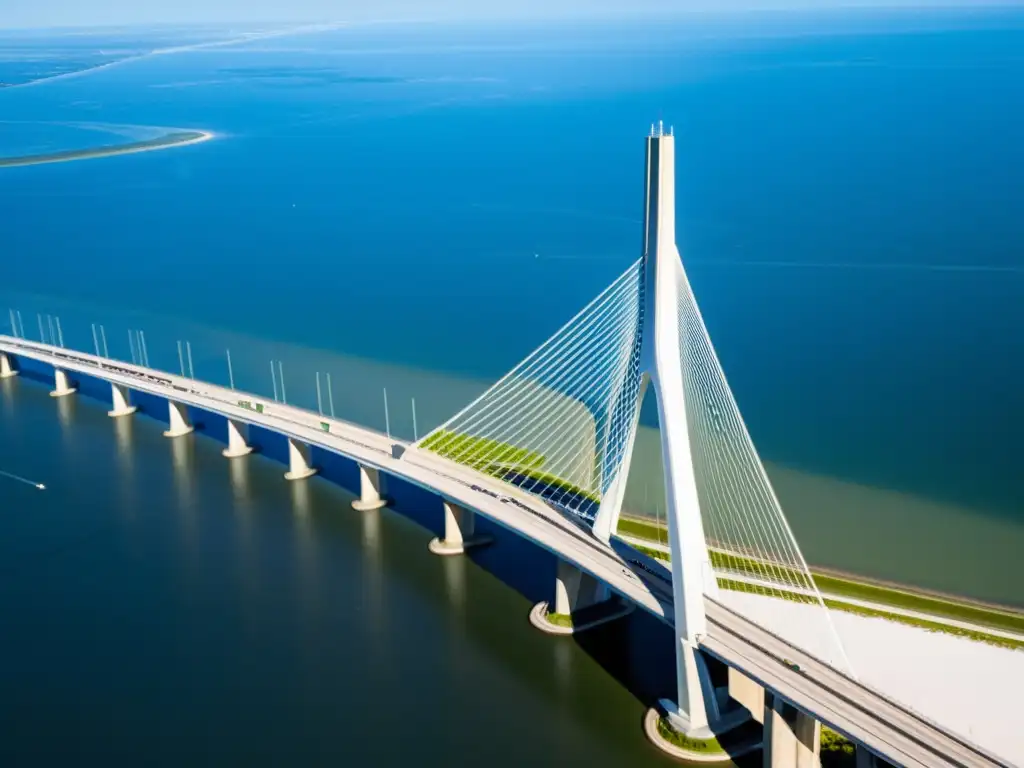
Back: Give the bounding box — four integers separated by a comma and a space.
50, 368, 76, 398
107, 383, 137, 418
0, 352, 17, 379
284, 437, 317, 480
729, 667, 765, 724
428, 500, 493, 555
163, 401, 194, 438
763, 695, 821, 768
530, 559, 633, 635
222, 419, 253, 458
352, 464, 387, 510
553, 560, 607, 616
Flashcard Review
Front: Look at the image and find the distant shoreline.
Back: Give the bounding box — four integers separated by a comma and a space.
0, 130, 214, 169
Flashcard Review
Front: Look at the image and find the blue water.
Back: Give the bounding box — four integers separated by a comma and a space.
2, 10, 1023, 603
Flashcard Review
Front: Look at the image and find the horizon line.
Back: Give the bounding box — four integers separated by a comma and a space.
2, 4, 1020, 34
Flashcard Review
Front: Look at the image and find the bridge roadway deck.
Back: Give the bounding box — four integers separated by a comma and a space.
0, 335, 1011, 768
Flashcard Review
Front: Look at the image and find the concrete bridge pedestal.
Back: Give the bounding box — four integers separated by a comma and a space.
645, 663, 761, 760
530, 559, 634, 636
50, 368, 76, 398
222, 419, 253, 458
284, 437, 317, 480
428, 500, 492, 555
0, 352, 17, 379
163, 401, 194, 438
352, 464, 387, 510
108, 383, 137, 418
763, 695, 821, 768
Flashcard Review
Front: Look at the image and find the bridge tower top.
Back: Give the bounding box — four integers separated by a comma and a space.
640, 125, 678, 375
649, 120, 673, 138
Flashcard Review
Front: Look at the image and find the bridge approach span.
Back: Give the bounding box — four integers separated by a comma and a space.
0, 335, 1010, 768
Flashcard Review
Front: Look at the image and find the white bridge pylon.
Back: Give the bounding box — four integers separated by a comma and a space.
410, 124, 851, 734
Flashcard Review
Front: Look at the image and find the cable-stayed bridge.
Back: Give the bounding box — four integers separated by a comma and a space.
0, 127, 1014, 768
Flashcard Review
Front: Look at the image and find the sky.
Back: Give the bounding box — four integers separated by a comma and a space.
2, 0, 1019, 30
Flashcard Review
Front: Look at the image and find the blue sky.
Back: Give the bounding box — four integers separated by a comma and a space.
3, 0, 1017, 30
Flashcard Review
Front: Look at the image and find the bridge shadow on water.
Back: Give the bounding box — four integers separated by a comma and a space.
382, 477, 677, 693
365, 471, 764, 767
346, 471, 761, 767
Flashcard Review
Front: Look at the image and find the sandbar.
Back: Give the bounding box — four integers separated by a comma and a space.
0, 130, 214, 169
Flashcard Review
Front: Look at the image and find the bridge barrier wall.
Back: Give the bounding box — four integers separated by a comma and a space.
247, 425, 289, 464
128, 390, 171, 424
310, 447, 361, 494
191, 406, 229, 445
8, 353, 51, 384
8, 354, 116, 406
10, 354, 71, 388
67, 369, 110, 403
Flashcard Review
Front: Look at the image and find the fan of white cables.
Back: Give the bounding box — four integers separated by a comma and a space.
676, 263, 820, 598
413, 259, 646, 520
676, 263, 853, 673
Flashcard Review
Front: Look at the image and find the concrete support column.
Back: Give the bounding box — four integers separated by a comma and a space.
284, 437, 317, 481
50, 368, 76, 398
163, 400, 194, 438
222, 419, 252, 459
728, 667, 765, 724
763, 696, 821, 768
0, 352, 17, 379
446, 499, 474, 544
764, 696, 795, 768
428, 499, 493, 555
108, 383, 137, 418
529, 558, 633, 636
352, 464, 387, 510
794, 711, 821, 768
553, 559, 607, 615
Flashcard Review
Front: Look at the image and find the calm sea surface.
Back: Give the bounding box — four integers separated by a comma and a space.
0, 12, 1022, 763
